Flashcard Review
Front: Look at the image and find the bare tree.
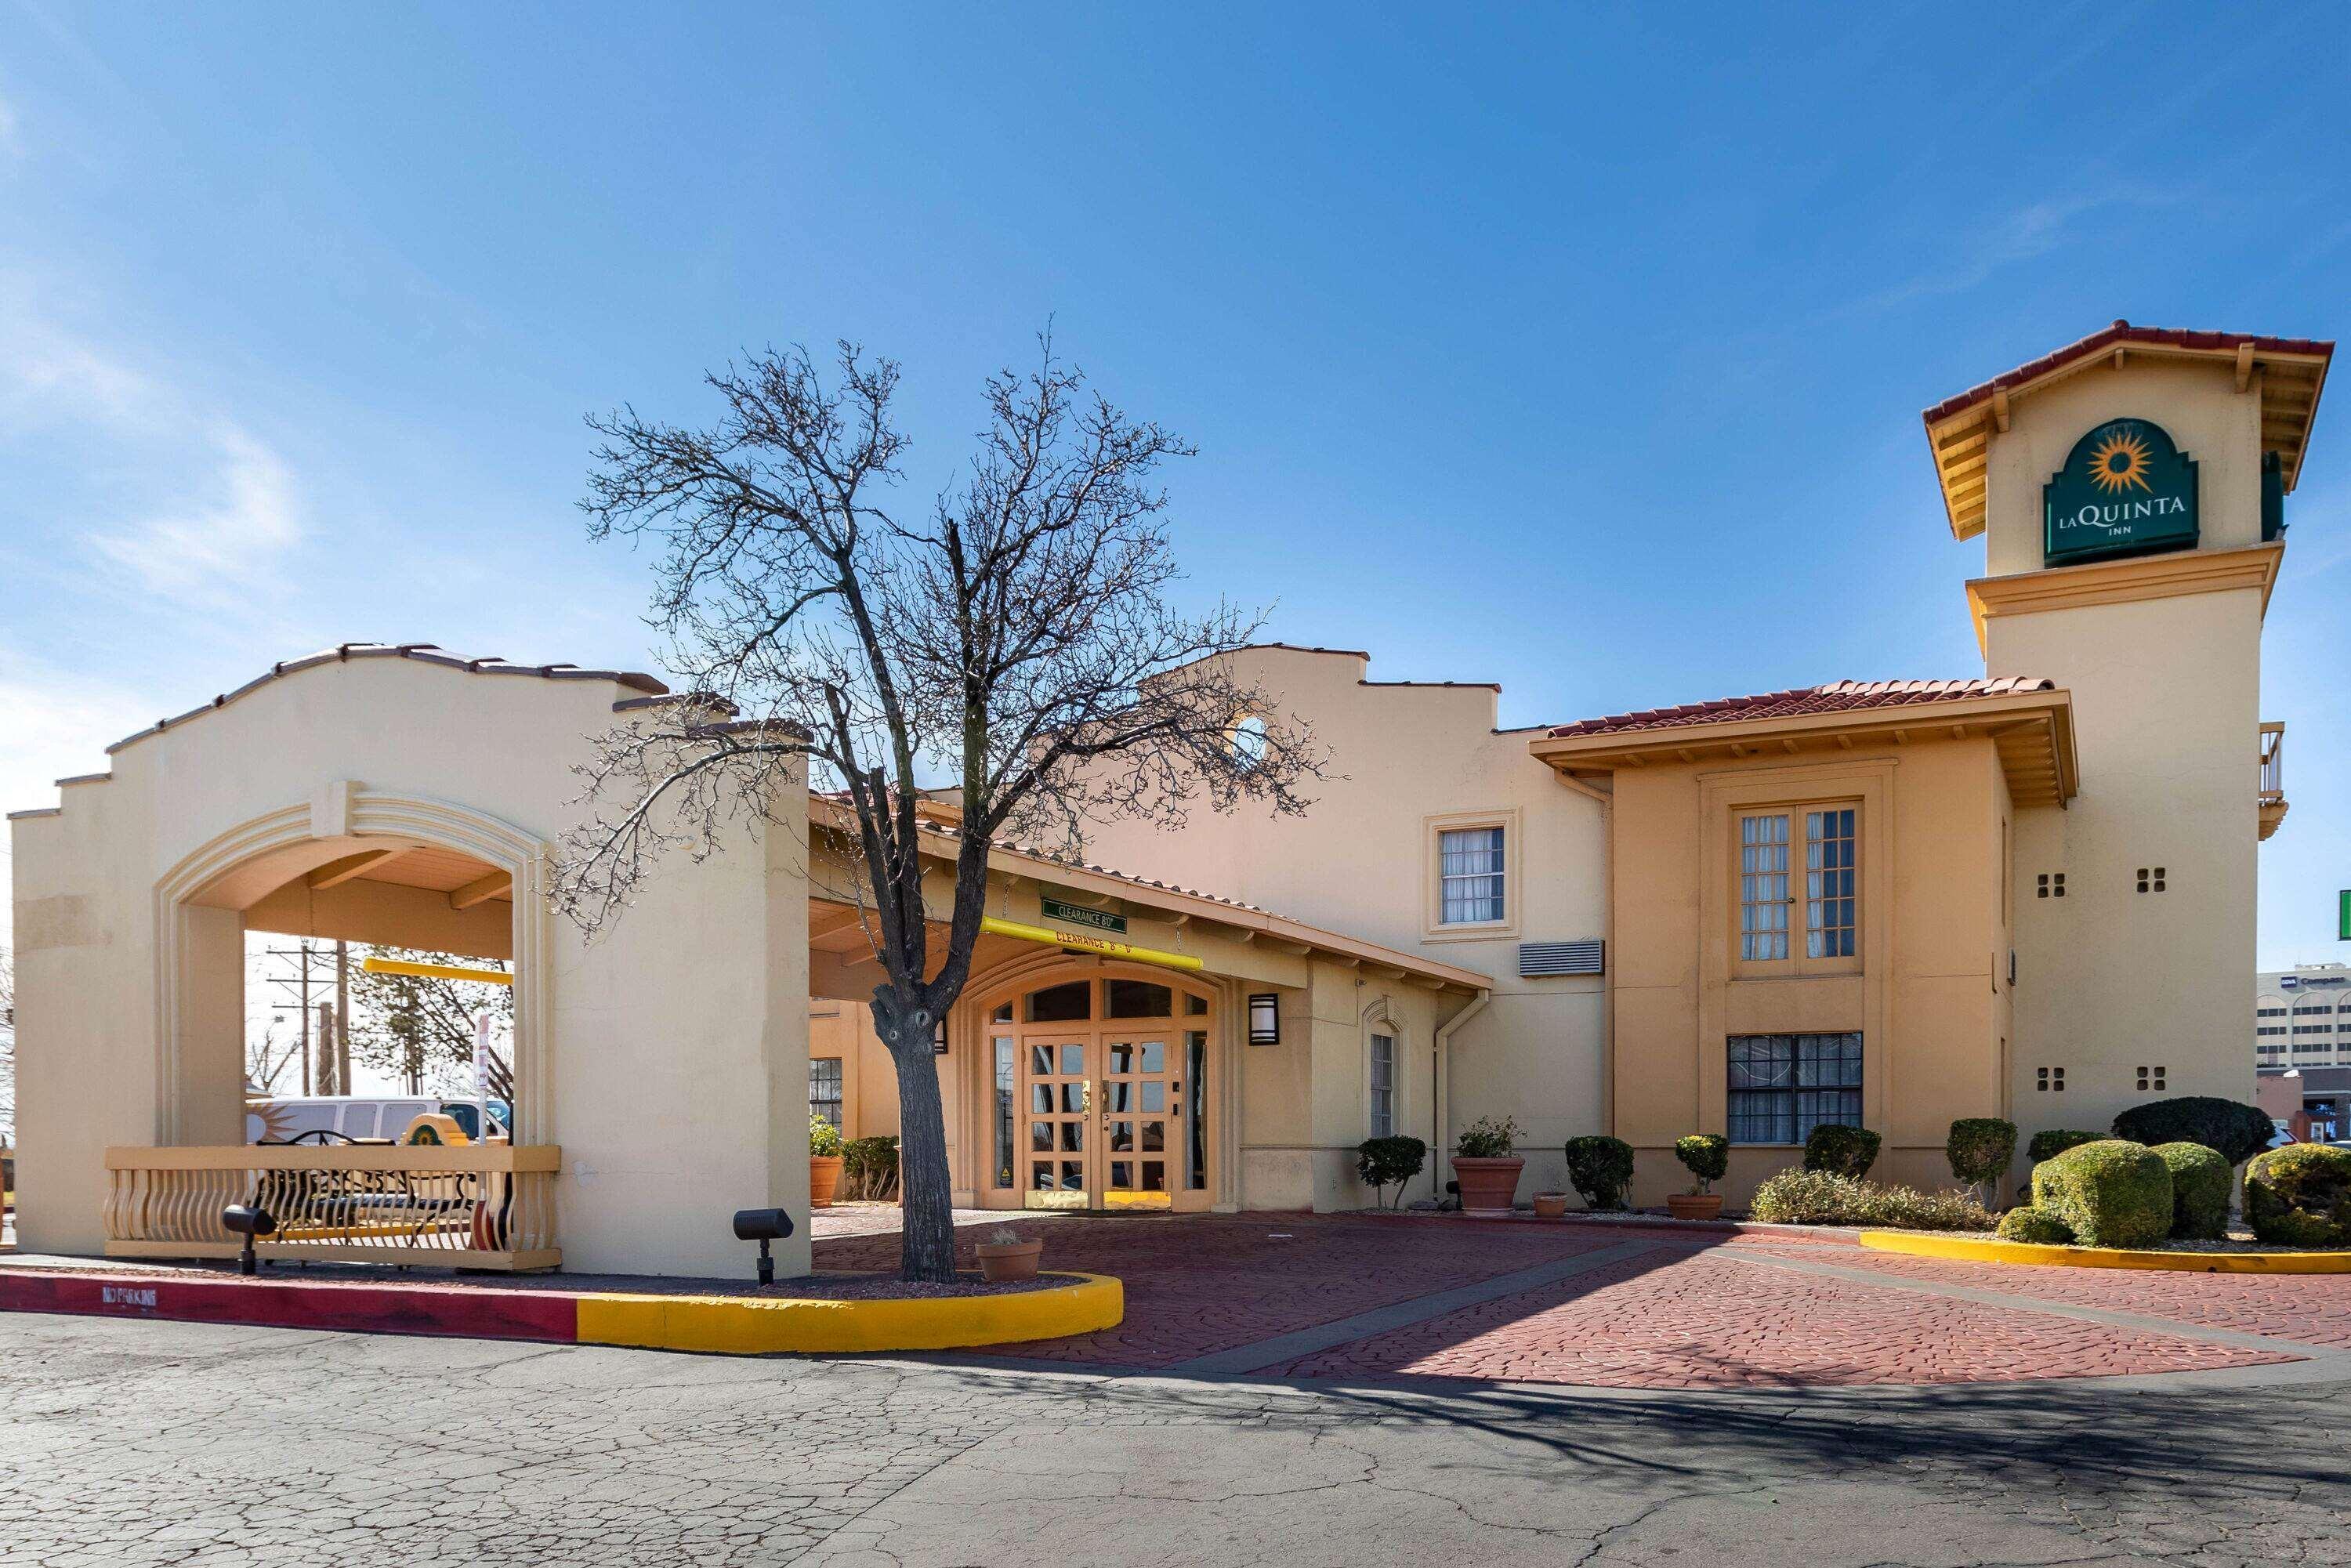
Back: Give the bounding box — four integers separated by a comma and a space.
245, 1020, 301, 1097
556, 336, 1320, 1280
349, 947, 514, 1095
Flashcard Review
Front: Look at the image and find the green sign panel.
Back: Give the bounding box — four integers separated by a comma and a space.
1040, 894, 1126, 936
2340, 889, 2349, 942
2044, 418, 2198, 566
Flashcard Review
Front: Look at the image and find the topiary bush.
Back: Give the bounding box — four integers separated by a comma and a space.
2151, 1142, 2230, 1241
2030, 1139, 2172, 1248
1563, 1135, 1636, 1211
2027, 1128, 2103, 1164
2110, 1097, 2274, 1167
1673, 1133, 1730, 1195
1996, 1205, 2075, 1245
2244, 1144, 2351, 1247
1356, 1135, 1428, 1209
1802, 1124, 1882, 1179
1748, 1169, 1992, 1231
1947, 1118, 2017, 1195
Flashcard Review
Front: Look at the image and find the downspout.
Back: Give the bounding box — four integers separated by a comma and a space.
1433, 989, 1491, 1204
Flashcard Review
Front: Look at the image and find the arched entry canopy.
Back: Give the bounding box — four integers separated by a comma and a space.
804, 796, 1490, 1215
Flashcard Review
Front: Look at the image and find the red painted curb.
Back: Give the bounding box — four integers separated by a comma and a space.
0, 1270, 580, 1344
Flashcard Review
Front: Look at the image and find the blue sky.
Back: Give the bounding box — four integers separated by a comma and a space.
2, 2, 2346, 967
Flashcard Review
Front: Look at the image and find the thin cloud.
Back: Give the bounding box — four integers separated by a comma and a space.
0, 89, 20, 158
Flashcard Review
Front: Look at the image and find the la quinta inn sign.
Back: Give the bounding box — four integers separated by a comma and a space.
2044, 416, 2199, 565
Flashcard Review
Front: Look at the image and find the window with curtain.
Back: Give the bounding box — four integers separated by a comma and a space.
1738, 806, 1859, 969
1368, 1033, 1396, 1139
1438, 826, 1505, 924
1728, 1033, 1861, 1144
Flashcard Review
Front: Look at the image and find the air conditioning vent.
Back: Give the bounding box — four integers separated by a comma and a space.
1519, 940, 1603, 978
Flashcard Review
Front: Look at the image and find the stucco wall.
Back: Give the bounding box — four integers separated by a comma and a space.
8, 655, 812, 1278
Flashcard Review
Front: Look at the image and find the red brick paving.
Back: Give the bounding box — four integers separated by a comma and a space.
819, 1212, 2349, 1389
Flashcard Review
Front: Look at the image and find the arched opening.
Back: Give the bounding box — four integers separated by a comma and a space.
967, 962, 1219, 1213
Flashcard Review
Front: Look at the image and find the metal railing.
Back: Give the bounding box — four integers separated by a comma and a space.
2259, 721, 2285, 798
103, 1144, 560, 1270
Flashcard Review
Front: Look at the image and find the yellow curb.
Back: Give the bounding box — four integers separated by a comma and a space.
575, 1271, 1124, 1355
1860, 1230, 2351, 1274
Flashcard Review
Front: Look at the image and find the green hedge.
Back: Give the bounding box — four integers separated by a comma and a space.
2027, 1128, 2103, 1164
1748, 1170, 1992, 1231
2152, 1142, 2230, 1241
2030, 1139, 2172, 1248
1995, 1206, 2075, 1245
2244, 1145, 2351, 1248
2111, 1097, 2274, 1167
1563, 1135, 1636, 1211
1802, 1124, 1882, 1179
1947, 1118, 2016, 1190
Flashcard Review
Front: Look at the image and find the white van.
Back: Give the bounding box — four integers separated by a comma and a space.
245, 1096, 510, 1145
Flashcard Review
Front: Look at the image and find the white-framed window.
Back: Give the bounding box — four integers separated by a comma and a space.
1437, 826, 1505, 925
1736, 804, 1860, 973
1369, 1032, 1396, 1139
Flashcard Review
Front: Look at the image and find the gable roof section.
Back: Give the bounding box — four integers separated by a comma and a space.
1923, 320, 2333, 541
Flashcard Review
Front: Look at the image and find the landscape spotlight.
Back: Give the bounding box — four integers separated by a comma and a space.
221, 1204, 277, 1276
732, 1207, 795, 1287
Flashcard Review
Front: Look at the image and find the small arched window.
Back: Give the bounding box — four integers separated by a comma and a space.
1229, 714, 1270, 772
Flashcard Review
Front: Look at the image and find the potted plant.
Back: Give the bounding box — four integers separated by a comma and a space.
1531, 1191, 1570, 1219
1669, 1133, 1728, 1221
975, 1224, 1043, 1282
809, 1112, 846, 1209
1451, 1115, 1524, 1215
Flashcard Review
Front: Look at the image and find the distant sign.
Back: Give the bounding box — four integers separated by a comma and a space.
1041, 894, 1126, 936
2340, 889, 2349, 942
2044, 418, 2199, 566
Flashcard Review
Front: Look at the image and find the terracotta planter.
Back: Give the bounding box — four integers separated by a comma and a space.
976, 1239, 1043, 1283
1452, 1155, 1525, 1215
1531, 1192, 1570, 1219
809, 1154, 844, 1209
1667, 1192, 1723, 1222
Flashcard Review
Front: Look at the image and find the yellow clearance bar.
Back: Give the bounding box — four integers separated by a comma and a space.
979, 915, 1205, 972
359, 956, 514, 987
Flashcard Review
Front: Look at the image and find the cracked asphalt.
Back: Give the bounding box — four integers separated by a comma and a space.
3, 1311, 2346, 1566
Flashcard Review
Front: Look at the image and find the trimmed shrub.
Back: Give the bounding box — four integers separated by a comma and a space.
1748, 1169, 1993, 1231
2030, 1139, 2172, 1248
2027, 1128, 2103, 1164
2244, 1145, 2351, 1248
2110, 1097, 2273, 1168
841, 1135, 901, 1201
2152, 1142, 2230, 1241
1947, 1118, 2017, 1191
1356, 1135, 1428, 1209
1802, 1124, 1882, 1179
1996, 1205, 2075, 1245
1673, 1133, 1730, 1195
1563, 1135, 1636, 1211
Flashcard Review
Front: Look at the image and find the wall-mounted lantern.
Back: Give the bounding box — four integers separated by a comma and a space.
1248, 993, 1281, 1046
933, 1016, 949, 1055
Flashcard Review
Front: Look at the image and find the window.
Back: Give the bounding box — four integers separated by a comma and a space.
2137, 1065, 2167, 1091
2037, 872, 2066, 898
1728, 1033, 1861, 1145
1738, 806, 1859, 969
809, 1058, 844, 1128
1027, 981, 1092, 1022
1369, 1033, 1396, 1139
1186, 1030, 1208, 1190
1229, 714, 1270, 771
2293, 1004, 2331, 1016
1107, 980, 1175, 1019
2037, 1066, 2067, 1092
2136, 867, 2168, 893
2257, 1006, 2289, 1018
2258, 1026, 2288, 1037
993, 1037, 1016, 1187
1438, 827, 1506, 925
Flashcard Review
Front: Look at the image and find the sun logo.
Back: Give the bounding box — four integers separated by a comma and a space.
2088, 429, 2154, 494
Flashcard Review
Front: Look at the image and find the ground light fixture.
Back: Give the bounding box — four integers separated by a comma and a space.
732, 1207, 795, 1287
220, 1204, 277, 1276
1248, 993, 1281, 1045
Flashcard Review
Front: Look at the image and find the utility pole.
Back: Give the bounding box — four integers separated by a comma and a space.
334, 939, 352, 1096
260, 940, 339, 1095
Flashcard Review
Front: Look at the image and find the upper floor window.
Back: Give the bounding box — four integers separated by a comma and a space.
1737, 804, 1860, 972
1438, 826, 1506, 925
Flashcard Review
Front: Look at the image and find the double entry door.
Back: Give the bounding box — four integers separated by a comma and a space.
1021, 1026, 1195, 1210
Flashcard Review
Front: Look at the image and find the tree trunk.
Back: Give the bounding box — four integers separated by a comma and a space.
879, 1009, 958, 1284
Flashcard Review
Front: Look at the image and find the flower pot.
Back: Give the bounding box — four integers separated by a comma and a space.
809, 1154, 844, 1209
1667, 1192, 1723, 1222
976, 1239, 1043, 1283
1452, 1156, 1525, 1215
1532, 1192, 1570, 1219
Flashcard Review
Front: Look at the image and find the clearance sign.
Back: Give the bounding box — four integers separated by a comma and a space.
2044, 418, 2199, 565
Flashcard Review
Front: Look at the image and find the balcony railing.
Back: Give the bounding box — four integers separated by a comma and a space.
104, 1144, 560, 1271
2259, 721, 2288, 840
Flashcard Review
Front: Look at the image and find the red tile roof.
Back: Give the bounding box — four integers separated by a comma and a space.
1545, 677, 2056, 738
1921, 320, 2332, 425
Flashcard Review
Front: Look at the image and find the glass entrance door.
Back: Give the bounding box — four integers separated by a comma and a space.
1003, 975, 1211, 1211
1099, 1032, 1175, 1210
1024, 1037, 1091, 1211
